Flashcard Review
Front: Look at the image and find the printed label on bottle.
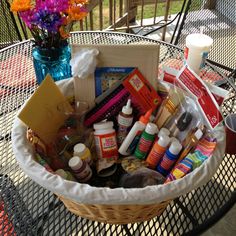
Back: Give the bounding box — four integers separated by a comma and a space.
159, 154, 176, 169
157, 153, 177, 176
138, 138, 153, 153
118, 116, 133, 127
146, 145, 165, 168
72, 161, 92, 182
95, 132, 118, 159
134, 133, 154, 159
73, 167, 90, 179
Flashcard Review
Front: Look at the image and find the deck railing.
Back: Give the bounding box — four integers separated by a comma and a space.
73, 0, 183, 41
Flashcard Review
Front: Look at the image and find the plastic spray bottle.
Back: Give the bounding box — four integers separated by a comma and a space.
146, 135, 170, 169
134, 123, 158, 159
118, 109, 152, 156
117, 99, 133, 147
156, 141, 183, 176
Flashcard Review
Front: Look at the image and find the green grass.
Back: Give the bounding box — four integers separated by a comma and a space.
73, 0, 185, 31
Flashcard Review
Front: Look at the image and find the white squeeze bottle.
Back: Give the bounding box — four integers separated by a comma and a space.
118, 109, 152, 156
117, 99, 133, 146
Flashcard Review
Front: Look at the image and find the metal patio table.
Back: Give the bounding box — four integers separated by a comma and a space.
0, 31, 235, 236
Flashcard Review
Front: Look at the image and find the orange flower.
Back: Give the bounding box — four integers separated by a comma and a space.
67, 0, 89, 21
68, 5, 88, 21
10, 0, 32, 12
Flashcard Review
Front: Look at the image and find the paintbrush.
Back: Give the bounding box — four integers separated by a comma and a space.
155, 89, 184, 129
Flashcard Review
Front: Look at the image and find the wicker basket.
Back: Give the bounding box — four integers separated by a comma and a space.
58, 194, 171, 224
12, 79, 226, 225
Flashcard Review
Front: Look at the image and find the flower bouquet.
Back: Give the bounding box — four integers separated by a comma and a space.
11, 0, 89, 84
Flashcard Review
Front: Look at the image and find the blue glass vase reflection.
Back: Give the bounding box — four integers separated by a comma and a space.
32, 44, 72, 84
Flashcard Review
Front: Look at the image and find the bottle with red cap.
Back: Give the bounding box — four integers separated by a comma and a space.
118, 109, 152, 156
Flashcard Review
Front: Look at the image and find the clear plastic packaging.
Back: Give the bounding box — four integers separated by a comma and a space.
119, 167, 165, 188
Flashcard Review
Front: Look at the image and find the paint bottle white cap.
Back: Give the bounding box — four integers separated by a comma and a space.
74, 143, 86, 156
145, 123, 158, 135
69, 156, 83, 170
169, 141, 182, 155
158, 128, 170, 138
158, 135, 170, 148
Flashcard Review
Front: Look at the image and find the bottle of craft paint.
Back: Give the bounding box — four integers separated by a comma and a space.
156, 141, 182, 176
117, 99, 133, 147
154, 127, 170, 143
134, 122, 158, 159
118, 109, 152, 156
93, 121, 118, 160
73, 143, 93, 166
146, 135, 170, 169
158, 128, 170, 137
68, 156, 92, 183
55, 169, 76, 181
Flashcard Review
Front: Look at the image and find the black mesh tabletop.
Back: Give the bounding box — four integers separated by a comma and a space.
0, 31, 235, 236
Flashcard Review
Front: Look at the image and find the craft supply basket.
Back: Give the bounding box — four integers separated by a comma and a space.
12, 79, 226, 224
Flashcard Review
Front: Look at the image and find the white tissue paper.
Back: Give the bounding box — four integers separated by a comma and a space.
70, 48, 99, 79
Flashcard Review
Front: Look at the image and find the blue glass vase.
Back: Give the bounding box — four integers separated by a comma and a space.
32, 43, 72, 84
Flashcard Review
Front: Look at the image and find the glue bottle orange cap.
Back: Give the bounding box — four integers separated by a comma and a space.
139, 109, 152, 124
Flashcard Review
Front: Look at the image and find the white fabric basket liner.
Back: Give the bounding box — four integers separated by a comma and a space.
12, 78, 226, 205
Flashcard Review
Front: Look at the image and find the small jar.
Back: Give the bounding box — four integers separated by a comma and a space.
73, 143, 93, 166
68, 156, 92, 183
55, 169, 76, 181
93, 121, 118, 160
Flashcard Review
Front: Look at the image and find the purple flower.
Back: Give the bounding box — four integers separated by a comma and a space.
20, 10, 35, 28
32, 9, 63, 32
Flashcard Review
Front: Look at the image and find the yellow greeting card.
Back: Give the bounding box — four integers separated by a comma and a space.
18, 75, 73, 144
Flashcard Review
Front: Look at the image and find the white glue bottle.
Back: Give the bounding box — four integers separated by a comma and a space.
118, 109, 152, 156
117, 99, 133, 147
